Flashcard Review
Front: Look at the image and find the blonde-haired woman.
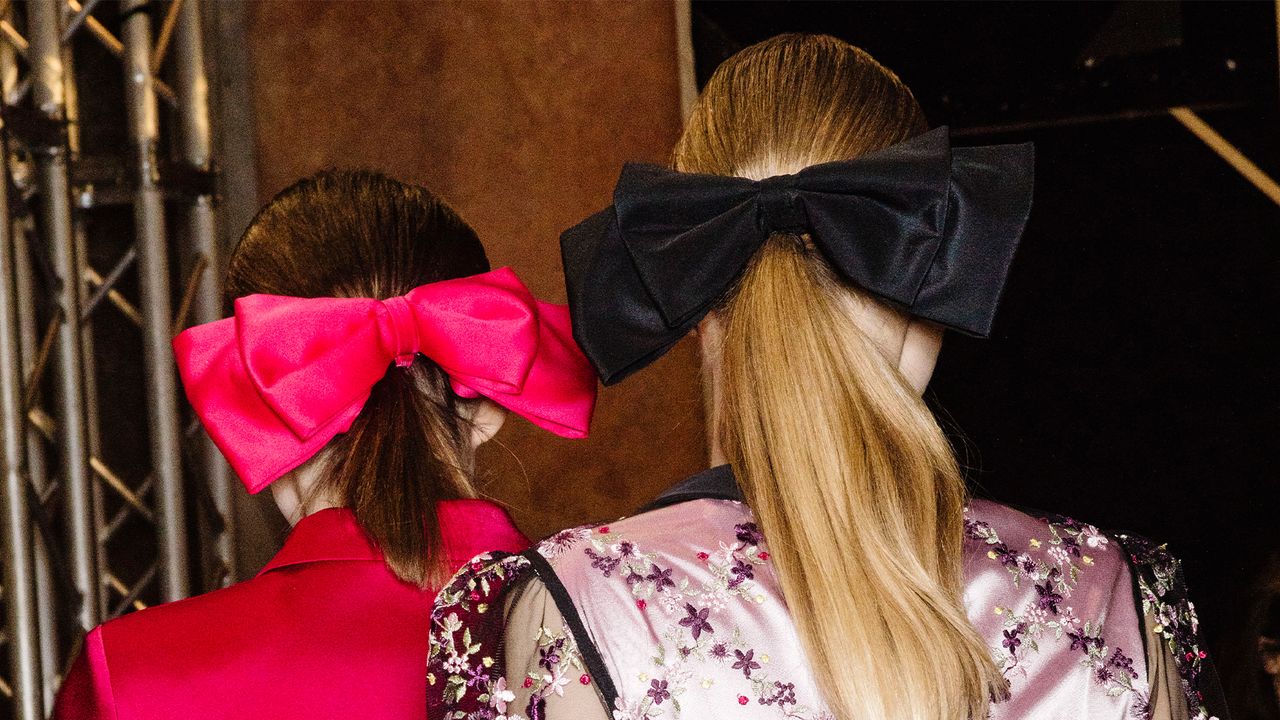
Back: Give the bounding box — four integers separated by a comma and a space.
428, 34, 1227, 720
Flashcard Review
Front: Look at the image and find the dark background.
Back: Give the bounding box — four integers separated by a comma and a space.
693, 0, 1279, 669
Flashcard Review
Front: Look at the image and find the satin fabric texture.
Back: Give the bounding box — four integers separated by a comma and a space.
559, 127, 1036, 384
52, 503, 528, 720
173, 267, 597, 493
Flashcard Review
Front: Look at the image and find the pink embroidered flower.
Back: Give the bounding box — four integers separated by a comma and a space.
635, 599, 647, 611
489, 676, 514, 713
697, 551, 710, 561
580, 673, 592, 685
738, 695, 749, 705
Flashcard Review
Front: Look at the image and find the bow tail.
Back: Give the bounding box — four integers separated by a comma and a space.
449, 301, 596, 438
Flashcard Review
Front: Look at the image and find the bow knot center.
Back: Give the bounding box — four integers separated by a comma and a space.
755, 175, 808, 234
380, 296, 420, 367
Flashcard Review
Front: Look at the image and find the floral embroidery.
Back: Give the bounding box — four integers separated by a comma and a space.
550, 519, 827, 719
1115, 533, 1220, 720
430, 502, 1222, 720
427, 552, 536, 720
965, 510, 1153, 716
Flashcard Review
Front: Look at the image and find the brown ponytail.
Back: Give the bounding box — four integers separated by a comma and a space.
675, 35, 1006, 720
224, 170, 488, 586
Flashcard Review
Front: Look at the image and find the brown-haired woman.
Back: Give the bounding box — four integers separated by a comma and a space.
52, 170, 597, 720
429, 35, 1228, 720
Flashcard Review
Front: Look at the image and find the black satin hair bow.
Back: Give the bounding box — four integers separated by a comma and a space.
560, 127, 1035, 385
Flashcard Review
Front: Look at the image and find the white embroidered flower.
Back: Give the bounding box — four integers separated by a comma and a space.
546, 670, 571, 697
699, 585, 729, 612
1082, 527, 1109, 550
1024, 602, 1044, 625
442, 654, 469, 674
440, 612, 463, 633
613, 697, 648, 720
1048, 545, 1072, 567
490, 676, 515, 712
540, 528, 592, 558
657, 589, 683, 615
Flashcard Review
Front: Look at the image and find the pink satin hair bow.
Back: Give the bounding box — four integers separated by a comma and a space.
173, 267, 597, 494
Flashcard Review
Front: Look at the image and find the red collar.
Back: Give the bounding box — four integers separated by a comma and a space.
257, 508, 381, 576
256, 501, 527, 577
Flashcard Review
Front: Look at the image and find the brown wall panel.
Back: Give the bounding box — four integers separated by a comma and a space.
245, 1, 707, 542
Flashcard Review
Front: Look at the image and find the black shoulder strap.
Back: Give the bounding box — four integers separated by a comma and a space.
522, 548, 620, 714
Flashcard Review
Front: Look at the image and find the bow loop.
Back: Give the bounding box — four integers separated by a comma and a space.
174, 268, 597, 494
560, 127, 1035, 385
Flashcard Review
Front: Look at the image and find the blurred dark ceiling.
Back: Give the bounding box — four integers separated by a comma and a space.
693, 1, 1277, 133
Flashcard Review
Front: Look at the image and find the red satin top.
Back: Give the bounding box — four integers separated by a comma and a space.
52, 501, 528, 720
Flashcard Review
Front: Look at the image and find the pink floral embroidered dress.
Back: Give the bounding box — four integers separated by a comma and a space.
427, 466, 1227, 720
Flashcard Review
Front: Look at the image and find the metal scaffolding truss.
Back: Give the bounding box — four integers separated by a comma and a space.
0, 1, 233, 717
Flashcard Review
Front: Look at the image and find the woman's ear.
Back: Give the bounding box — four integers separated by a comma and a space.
898, 319, 944, 393
466, 398, 507, 448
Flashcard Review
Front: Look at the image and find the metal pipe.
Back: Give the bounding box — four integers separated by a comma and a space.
121, 0, 190, 602
1, 19, 60, 703
60, 1, 110, 626
0, 80, 45, 720
174, 0, 234, 586
29, 0, 101, 631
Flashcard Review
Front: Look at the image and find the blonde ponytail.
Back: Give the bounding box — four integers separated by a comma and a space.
719, 236, 1003, 720
675, 34, 1007, 720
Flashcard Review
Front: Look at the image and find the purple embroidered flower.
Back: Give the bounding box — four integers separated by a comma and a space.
729, 557, 755, 587
991, 542, 1019, 569
624, 569, 645, 587
1108, 648, 1139, 679
710, 643, 729, 659
679, 603, 714, 640
1067, 628, 1104, 653
616, 540, 636, 557
464, 664, 490, 688
1002, 628, 1023, 657
647, 679, 671, 704
646, 565, 676, 591
1061, 534, 1082, 558
1035, 582, 1063, 614
735, 522, 764, 546
732, 649, 761, 678
538, 639, 563, 671
528, 695, 546, 720
759, 681, 797, 707
585, 548, 620, 578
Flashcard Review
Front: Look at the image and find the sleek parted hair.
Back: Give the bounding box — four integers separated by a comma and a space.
675, 35, 1006, 720
225, 170, 488, 587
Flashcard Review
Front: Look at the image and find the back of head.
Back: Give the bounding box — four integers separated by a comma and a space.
225, 169, 489, 586
675, 35, 1004, 719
